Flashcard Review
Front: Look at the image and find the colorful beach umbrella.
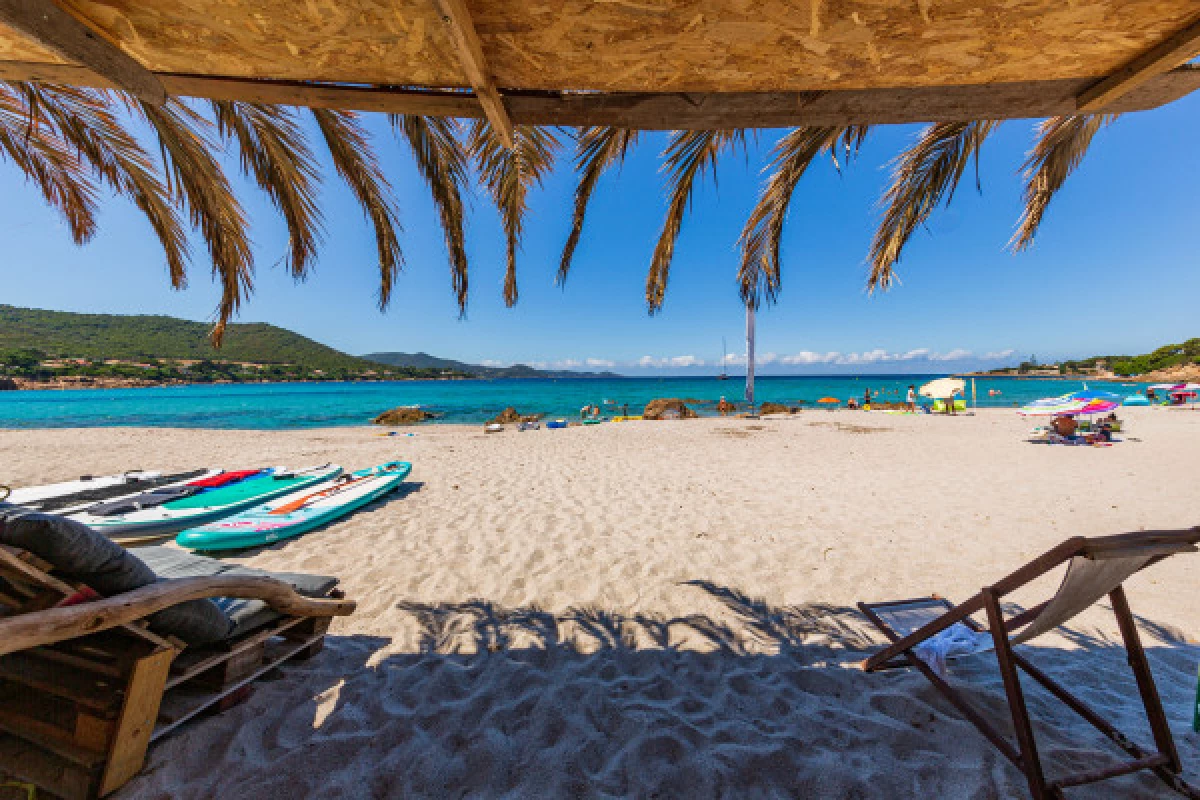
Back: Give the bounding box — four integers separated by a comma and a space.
1018, 396, 1120, 417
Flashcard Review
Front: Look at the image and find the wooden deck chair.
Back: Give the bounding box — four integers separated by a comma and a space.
859, 528, 1200, 799
0, 530, 355, 800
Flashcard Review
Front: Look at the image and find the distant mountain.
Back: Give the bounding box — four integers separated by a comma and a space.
363, 351, 621, 379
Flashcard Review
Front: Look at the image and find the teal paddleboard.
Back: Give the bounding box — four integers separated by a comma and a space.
71, 465, 342, 537
176, 461, 411, 551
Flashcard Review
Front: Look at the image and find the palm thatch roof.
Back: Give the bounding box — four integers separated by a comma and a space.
1, 2, 1199, 341
2, 1, 1199, 130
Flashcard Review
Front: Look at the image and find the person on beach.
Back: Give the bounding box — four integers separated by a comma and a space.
863, 389, 872, 409
906, 385, 916, 412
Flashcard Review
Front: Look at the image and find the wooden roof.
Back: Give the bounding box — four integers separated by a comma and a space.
2, 0, 1200, 135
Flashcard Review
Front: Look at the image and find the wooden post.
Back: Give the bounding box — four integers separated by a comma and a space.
99, 645, 175, 795
1109, 585, 1182, 772
983, 588, 1048, 799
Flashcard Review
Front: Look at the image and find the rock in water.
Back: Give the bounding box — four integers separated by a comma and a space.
758, 402, 798, 415
643, 398, 698, 420
489, 407, 541, 424
373, 407, 434, 425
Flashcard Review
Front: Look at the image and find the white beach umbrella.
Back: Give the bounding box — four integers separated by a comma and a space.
919, 378, 965, 398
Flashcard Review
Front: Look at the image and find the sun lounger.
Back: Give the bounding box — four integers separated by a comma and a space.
0, 510, 355, 799
859, 528, 1200, 799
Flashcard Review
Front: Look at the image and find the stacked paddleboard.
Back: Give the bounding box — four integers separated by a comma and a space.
68, 464, 342, 541
176, 461, 411, 551
4, 470, 164, 509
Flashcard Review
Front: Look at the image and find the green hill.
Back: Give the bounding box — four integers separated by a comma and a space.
1059, 339, 1200, 376
0, 305, 368, 371
363, 351, 620, 379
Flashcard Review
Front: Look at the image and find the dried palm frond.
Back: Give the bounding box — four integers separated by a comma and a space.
1011, 114, 1117, 251
17, 83, 188, 287
212, 101, 322, 278
647, 129, 747, 313
311, 108, 403, 309
738, 126, 869, 307
135, 98, 254, 344
468, 120, 561, 306
0, 82, 97, 244
391, 114, 470, 312
559, 126, 640, 285
869, 120, 1000, 291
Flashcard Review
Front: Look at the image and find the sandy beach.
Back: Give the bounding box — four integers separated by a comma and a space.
3, 408, 1198, 797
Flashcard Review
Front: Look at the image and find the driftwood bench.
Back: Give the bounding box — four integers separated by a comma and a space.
0, 516, 355, 800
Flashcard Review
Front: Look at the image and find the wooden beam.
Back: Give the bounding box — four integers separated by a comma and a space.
0, 0, 165, 104
1078, 13, 1200, 111
2, 61, 1199, 128
430, 0, 514, 147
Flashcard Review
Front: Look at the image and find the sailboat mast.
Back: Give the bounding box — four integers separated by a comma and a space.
745, 303, 755, 406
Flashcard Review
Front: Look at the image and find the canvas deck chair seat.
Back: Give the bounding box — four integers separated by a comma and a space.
859, 528, 1200, 799
0, 510, 356, 800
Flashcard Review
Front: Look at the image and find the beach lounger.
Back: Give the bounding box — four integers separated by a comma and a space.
0, 511, 355, 799
859, 528, 1200, 799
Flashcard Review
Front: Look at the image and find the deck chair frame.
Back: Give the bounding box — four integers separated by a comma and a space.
859, 528, 1200, 800
0, 543, 355, 799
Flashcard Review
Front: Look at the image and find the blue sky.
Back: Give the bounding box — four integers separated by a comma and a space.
1, 94, 1198, 375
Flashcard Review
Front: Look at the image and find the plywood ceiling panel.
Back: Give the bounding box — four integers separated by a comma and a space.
0, 0, 1196, 93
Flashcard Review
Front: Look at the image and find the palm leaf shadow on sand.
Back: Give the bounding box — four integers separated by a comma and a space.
139, 586, 1200, 799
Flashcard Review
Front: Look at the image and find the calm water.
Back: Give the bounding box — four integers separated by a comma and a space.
0, 376, 1151, 430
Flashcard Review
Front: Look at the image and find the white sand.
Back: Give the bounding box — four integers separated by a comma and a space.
4, 408, 1198, 797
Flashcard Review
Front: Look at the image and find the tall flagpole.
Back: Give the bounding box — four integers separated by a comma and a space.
745, 302, 755, 408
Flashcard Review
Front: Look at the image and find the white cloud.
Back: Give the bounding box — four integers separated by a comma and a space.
780, 351, 841, 365
983, 349, 1016, 360
773, 347, 989, 366
479, 359, 507, 368
635, 354, 705, 368
931, 348, 973, 361
585, 358, 615, 368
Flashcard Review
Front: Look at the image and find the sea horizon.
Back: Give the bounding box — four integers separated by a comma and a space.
0, 374, 1151, 429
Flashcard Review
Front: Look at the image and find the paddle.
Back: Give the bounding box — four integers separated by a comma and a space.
267, 474, 368, 516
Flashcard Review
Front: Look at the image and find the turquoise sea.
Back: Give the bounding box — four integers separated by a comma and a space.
0, 376, 1151, 429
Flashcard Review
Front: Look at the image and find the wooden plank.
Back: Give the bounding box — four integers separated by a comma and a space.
430, 0, 514, 146
0, 651, 123, 712
1079, 13, 1200, 111
0, 733, 95, 800
0, 576, 356, 656
0, 693, 106, 768
2, 61, 1199, 127
167, 615, 304, 689
99, 645, 174, 796
1, 0, 1197, 95
0, 0, 164, 103
152, 631, 323, 742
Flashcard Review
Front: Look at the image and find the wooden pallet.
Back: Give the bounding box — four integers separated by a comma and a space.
0, 615, 331, 799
